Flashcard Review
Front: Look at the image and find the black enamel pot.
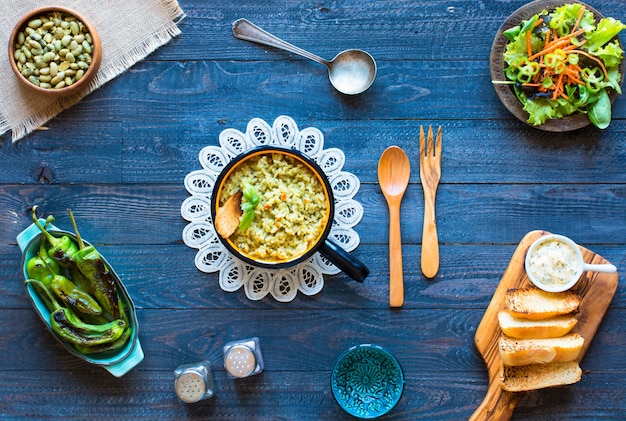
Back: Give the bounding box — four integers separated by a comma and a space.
211, 146, 369, 282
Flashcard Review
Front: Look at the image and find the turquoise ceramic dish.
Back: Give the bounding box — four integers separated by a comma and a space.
17, 220, 143, 377
331, 344, 404, 419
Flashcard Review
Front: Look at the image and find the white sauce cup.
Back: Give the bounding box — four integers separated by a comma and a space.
525, 234, 617, 292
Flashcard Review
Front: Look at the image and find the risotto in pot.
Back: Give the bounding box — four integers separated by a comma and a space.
219, 152, 329, 262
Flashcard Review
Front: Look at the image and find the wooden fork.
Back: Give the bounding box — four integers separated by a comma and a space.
419, 126, 442, 278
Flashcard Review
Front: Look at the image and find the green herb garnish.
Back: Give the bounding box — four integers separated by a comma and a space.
239, 183, 259, 230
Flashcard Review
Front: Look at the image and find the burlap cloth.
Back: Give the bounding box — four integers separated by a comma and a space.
0, 0, 185, 143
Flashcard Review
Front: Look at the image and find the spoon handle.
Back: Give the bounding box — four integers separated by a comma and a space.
583, 263, 617, 274
388, 203, 404, 307
232, 19, 329, 66
421, 192, 439, 278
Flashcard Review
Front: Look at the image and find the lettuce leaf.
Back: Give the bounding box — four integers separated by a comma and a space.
594, 40, 624, 68
587, 89, 612, 129
499, 4, 625, 128
550, 4, 596, 36
515, 89, 559, 126
586, 17, 626, 51
606, 66, 623, 94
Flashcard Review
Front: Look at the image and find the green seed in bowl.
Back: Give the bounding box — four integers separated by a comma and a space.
12, 10, 95, 91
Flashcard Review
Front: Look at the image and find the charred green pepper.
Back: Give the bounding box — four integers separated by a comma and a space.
49, 272, 102, 316
68, 209, 120, 319
51, 305, 125, 346
33, 255, 102, 316
26, 216, 61, 284
32, 206, 79, 267
26, 252, 59, 285
25, 280, 126, 347
74, 324, 132, 354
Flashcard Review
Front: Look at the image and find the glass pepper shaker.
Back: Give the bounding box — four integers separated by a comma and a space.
223, 337, 264, 378
174, 360, 215, 403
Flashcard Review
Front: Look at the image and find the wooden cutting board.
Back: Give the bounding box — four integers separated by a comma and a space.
470, 230, 619, 420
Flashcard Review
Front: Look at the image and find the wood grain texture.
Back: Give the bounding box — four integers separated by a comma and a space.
419, 125, 442, 278
1, 0, 625, 419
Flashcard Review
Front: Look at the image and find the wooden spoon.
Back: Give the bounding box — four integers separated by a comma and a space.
214, 190, 243, 238
378, 146, 411, 308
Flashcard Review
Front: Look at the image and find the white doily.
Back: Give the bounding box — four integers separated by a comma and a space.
181, 116, 364, 302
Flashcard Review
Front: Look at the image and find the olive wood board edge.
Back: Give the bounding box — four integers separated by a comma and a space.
469, 230, 619, 421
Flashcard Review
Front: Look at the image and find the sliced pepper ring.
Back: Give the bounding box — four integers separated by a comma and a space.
581, 67, 604, 93
516, 59, 540, 83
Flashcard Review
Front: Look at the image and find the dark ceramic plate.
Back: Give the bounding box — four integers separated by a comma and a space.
490, 0, 624, 132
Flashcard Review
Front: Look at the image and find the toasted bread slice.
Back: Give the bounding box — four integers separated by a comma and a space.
498, 310, 578, 339
505, 287, 581, 320
499, 332, 584, 366
500, 361, 582, 392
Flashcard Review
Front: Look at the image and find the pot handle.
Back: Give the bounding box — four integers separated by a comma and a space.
319, 239, 369, 282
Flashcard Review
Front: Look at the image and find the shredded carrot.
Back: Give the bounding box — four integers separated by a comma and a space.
562, 43, 580, 52
571, 6, 587, 32
529, 28, 587, 60
552, 72, 565, 100
544, 30, 551, 47
570, 49, 609, 79
512, 8, 608, 105
534, 18, 544, 28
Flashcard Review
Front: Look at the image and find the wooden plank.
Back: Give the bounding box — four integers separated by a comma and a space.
1, 307, 624, 373
1, 184, 625, 245
0, 369, 511, 420
0, 121, 123, 183
0, 368, 623, 420
146, 0, 626, 62
3, 118, 626, 184
47, 59, 626, 123
0, 307, 624, 419
3, 243, 624, 310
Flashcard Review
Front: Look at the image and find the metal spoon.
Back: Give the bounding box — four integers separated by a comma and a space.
378, 146, 411, 308
232, 18, 376, 95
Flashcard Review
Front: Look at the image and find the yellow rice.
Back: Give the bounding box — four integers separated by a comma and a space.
219, 152, 328, 262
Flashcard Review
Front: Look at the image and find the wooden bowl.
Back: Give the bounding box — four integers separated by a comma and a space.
490, 0, 624, 132
8, 6, 102, 98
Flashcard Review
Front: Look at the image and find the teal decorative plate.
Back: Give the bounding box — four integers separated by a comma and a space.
331, 344, 404, 419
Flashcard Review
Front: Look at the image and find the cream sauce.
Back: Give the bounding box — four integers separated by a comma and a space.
527, 238, 580, 287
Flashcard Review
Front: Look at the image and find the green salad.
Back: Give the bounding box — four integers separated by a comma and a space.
498, 3, 625, 128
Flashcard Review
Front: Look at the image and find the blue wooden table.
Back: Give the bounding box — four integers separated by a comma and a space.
1, 1, 625, 419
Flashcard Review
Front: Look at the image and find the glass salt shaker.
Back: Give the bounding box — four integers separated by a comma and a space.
223, 337, 264, 378
174, 360, 215, 403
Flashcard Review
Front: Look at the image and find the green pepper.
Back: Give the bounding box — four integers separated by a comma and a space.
26, 216, 61, 284
32, 206, 79, 267
32, 252, 102, 316
516, 60, 540, 83
74, 324, 132, 354
68, 209, 121, 319
25, 280, 126, 348
49, 272, 102, 316
26, 252, 59, 285
51, 305, 125, 346
74, 247, 120, 318
581, 67, 604, 93
542, 76, 554, 90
